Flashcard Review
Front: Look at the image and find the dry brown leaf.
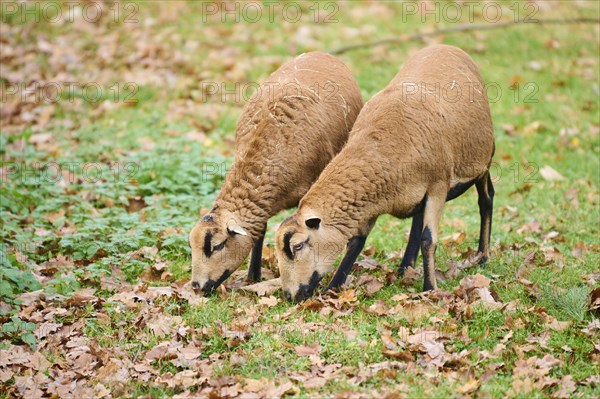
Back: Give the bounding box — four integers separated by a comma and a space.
590, 287, 600, 312
175, 283, 209, 307
16, 290, 47, 307
148, 314, 182, 338
355, 257, 380, 270
258, 296, 279, 308
459, 273, 491, 290
441, 232, 466, 246
547, 318, 571, 331
408, 330, 441, 346
399, 266, 420, 286
382, 349, 413, 362
571, 241, 589, 258
337, 289, 357, 304
517, 220, 542, 235
474, 287, 503, 309
244, 378, 270, 392
294, 342, 321, 357
185, 130, 207, 142
126, 196, 147, 213
364, 278, 384, 296
66, 289, 100, 308
552, 375, 576, 399
241, 278, 281, 296
540, 165, 565, 181
28, 132, 53, 145
456, 378, 479, 394
264, 381, 298, 398
422, 340, 446, 367
145, 343, 171, 361
44, 209, 65, 224
303, 376, 327, 389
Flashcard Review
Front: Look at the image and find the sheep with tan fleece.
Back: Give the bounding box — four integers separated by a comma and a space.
189, 52, 363, 294
276, 44, 495, 302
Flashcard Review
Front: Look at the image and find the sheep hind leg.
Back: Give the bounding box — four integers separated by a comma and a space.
421, 190, 446, 291
398, 213, 424, 276
475, 171, 494, 265
247, 228, 266, 282
325, 235, 367, 292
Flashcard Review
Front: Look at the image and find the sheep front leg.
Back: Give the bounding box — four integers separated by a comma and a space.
475, 172, 494, 265
421, 191, 446, 291
398, 213, 424, 275
325, 235, 367, 291
247, 228, 266, 282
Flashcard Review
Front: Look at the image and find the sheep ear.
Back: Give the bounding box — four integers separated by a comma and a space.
226, 222, 248, 236
305, 217, 321, 230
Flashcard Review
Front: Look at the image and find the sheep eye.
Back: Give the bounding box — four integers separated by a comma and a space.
212, 240, 227, 252
293, 242, 304, 252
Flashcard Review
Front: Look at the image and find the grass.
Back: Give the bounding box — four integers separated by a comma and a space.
1, 1, 599, 398
540, 286, 590, 322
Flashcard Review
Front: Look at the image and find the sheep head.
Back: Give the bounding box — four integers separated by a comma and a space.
189, 209, 253, 295
276, 208, 345, 302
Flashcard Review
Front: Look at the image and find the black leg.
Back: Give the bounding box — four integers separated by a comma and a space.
475, 172, 494, 265
325, 235, 367, 291
248, 229, 265, 282
398, 213, 424, 275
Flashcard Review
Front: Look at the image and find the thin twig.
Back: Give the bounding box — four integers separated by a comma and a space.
131, 342, 143, 363
330, 18, 600, 55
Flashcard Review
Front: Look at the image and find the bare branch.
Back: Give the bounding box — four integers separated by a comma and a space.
330, 18, 600, 55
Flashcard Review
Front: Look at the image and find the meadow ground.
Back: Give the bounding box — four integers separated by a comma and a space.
1, 1, 599, 398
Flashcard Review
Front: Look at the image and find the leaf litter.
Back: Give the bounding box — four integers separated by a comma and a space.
1, 1, 599, 398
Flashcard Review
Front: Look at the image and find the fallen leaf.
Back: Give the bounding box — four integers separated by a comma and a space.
459, 274, 491, 290
66, 289, 100, 308
547, 319, 571, 331
540, 165, 565, 181
408, 330, 441, 346
148, 314, 182, 338
441, 232, 466, 246
303, 376, 327, 389
456, 378, 479, 394
382, 349, 413, 362
337, 289, 357, 304
28, 133, 53, 145
258, 296, 279, 307
399, 266, 420, 286
294, 342, 321, 357
241, 278, 281, 296
185, 130, 207, 142
552, 375, 576, 398
572, 241, 588, 258
590, 287, 600, 312
145, 343, 170, 361
127, 196, 147, 213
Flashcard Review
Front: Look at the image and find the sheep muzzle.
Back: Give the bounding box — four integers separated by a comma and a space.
290, 270, 322, 303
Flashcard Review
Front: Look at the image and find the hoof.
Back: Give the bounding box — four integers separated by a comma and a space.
397, 263, 413, 277
477, 254, 489, 266
247, 272, 261, 282
422, 280, 437, 292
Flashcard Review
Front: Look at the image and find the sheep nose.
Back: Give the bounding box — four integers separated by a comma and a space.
283, 291, 292, 301
191, 281, 202, 294
200, 280, 218, 295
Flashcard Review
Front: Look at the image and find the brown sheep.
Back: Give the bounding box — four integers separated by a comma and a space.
189, 52, 363, 294
276, 44, 495, 302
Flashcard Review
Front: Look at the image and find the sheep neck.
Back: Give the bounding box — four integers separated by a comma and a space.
215, 159, 278, 240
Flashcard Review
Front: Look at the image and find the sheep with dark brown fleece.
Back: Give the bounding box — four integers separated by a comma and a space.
276, 44, 495, 302
189, 52, 363, 294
